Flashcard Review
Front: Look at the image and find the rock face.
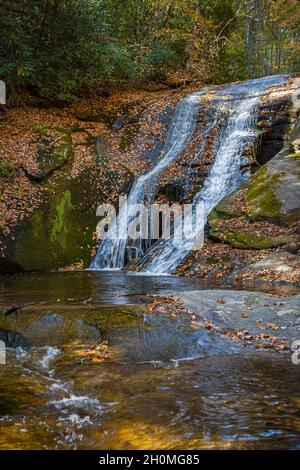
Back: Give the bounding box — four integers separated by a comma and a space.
0, 78, 299, 273
154, 78, 300, 205
208, 81, 300, 250
0, 128, 101, 272
256, 80, 299, 164
0, 89, 177, 273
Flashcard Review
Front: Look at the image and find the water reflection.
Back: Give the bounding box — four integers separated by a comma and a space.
0, 271, 299, 305
0, 272, 299, 450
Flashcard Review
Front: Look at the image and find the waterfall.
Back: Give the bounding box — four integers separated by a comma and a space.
90, 75, 286, 273
90, 89, 204, 269
138, 75, 286, 273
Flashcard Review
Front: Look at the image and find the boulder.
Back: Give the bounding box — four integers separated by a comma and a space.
0, 128, 106, 272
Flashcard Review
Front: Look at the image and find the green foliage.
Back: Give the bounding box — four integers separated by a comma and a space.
216, 31, 248, 83
0, 160, 16, 179
0, 0, 299, 103
33, 124, 51, 137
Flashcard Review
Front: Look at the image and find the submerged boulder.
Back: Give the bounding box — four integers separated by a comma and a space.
0, 313, 101, 348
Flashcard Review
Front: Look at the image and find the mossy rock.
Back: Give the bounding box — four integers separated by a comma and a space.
209, 226, 298, 249
1, 135, 102, 272
208, 119, 300, 250
0, 122, 126, 272
0, 160, 16, 180
22, 128, 73, 181
12, 169, 98, 271
246, 167, 283, 222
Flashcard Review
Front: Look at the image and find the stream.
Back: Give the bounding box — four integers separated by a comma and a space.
0, 271, 299, 450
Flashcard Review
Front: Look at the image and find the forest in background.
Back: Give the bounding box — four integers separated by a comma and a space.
0, 0, 299, 104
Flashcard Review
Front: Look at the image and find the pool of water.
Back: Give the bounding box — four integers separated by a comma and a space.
0, 271, 299, 449
0, 270, 298, 305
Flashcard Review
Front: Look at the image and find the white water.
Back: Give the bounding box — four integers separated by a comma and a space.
91, 75, 286, 273
141, 75, 286, 273
11, 345, 104, 448
90, 90, 204, 269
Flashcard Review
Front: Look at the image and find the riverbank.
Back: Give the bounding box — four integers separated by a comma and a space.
149, 288, 300, 353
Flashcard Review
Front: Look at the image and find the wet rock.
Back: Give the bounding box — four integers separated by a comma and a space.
111, 115, 127, 132
0, 329, 31, 349
181, 289, 300, 347
22, 314, 101, 347
208, 98, 300, 249
138, 106, 172, 163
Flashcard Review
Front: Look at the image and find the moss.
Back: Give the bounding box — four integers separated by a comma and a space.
14, 209, 51, 270
33, 124, 51, 137
13, 161, 99, 271
207, 207, 232, 225
45, 169, 98, 268
209, 226, 297, 249
119, 125, 140, 152
289, 144, 300, 156
50, 190, 74, 246
0, 160, 16, 179
246, 167, 283, 220
206, 256, 219, 265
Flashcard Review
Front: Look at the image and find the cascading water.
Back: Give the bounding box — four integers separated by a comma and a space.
90, 89, 204, 269
90, 75, 286, 273
139, 75, 287, 273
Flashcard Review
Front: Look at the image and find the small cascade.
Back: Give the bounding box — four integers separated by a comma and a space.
138, 75, 287, 273
90, 89, 204, 269
90, 75, 286, 273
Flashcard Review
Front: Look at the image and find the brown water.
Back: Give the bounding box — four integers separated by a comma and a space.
0, 271, 299, 450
